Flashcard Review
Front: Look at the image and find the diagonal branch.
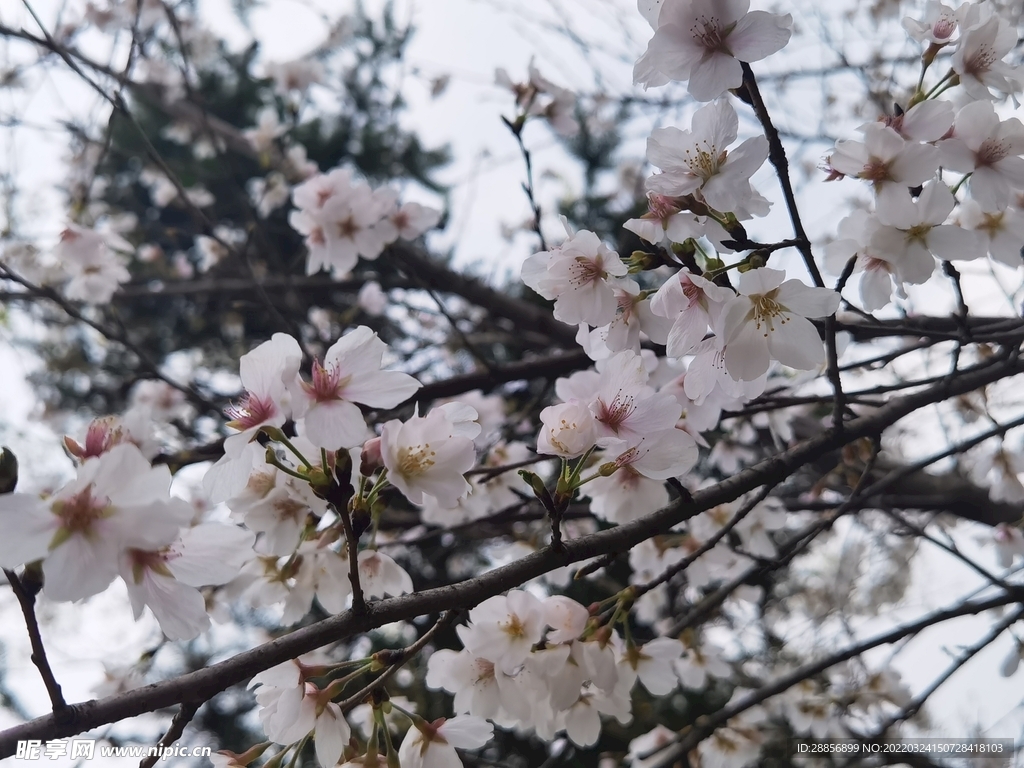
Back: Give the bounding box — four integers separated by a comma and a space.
1, 350, 1021, 754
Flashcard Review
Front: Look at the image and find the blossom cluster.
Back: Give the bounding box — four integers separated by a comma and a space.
824, 2, 1024, 308
289, 166, 442, 279
0, 439, 253, 640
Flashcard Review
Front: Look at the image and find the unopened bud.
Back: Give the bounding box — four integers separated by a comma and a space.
626, 250, 655, 273
361, 437, 383, 476
0, 447, 18, 494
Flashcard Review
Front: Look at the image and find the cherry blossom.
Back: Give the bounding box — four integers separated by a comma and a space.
537, 400, 598, 458
623, 192, 706, 246
355, 550, 413, 598
575, 282, 672, 361
291, 326, 421, 450
398, 716, 493, 768
719, 267, 841, 381
871, 180, 982, 263
380, 404, 479, 507
939, 100, 1024, 212
623, 637, 684, 695
589, 350, 683, 447
951, 14, 1021, 100
119, 522, 255, 640
54, 223, 132, 303
521, 224, 629, 327
203, 333, 303, 503
583, 466, 670, 525
829, 123, 939, 209
462, 590, 545, 672
649, 267, 734, 356
645, 100, 769, 215
902, 2, 960, 45
825, 209, 934, 311
0, 443, 193, 601
634, 0, 793, 101
957, 199, 1024, 266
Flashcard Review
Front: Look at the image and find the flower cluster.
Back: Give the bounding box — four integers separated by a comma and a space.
289, 166, 441, 278
824, 1, 1024, 309
0, 439, 253, 640
427, 591, 688, 747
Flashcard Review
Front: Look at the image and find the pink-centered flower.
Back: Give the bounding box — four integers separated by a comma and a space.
204, 333, 303, 503
292, 326, 421, 450
634, 0, 793, 101
0, 443, 193, 602
522, 223, 630, 327
829, 124, 939, 210
650, 267, 734, 356
939, 100, 1024, 212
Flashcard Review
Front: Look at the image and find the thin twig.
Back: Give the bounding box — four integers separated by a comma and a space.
138, 700, 201, 768
339, 611, 458, 712
3, 569, 69, 720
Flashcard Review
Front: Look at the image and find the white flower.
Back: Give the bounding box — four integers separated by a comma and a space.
380, 405, 479, 507
521, 225, 629, 327
645, 100, 769, 215
544, 596, 590, 644
902, 2, 960, 45
576, 282, 672, 361
119, 523, 255, 640
829, 124, 939, 210
590, 350, 683, 447
357, 281, 388, 316
265, 58, 324, 95
290, 167, 400, 278
877, 99, 954, 143
398, 716, 493, 768
939, 101, 1024, 212
244, 106, 286, 154
538, 400, 598, 458
634, 0, 793, 101
951, 14, 1021, 100
391, 201, 442, 239
0, 443, 193, 602
720, 267, 841, 381
463, 590, 545, 672
958, 199, 1024, 266
313, 702, 351, 768
871, 180, 982, 263
55, 224, 132, 303
203, 334, 304, 503
426, 648, 528, 721
628, 725, 678, 768
825, 210, 934, 311
650, 268, 734, 357
695, 702, 764, 768
623, 193, 707, 246
356, 550, 413, 598
584, 466, 670, 525
674, 634, 731, 689
680, 337, 766, 406
292, 326, 421, 450
625, 637, 684, 695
